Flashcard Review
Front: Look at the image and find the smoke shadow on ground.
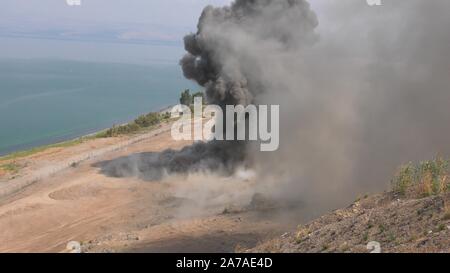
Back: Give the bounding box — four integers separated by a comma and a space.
92, 141, 247, 181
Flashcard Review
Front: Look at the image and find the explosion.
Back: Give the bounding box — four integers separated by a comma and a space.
99, 0, 450, 218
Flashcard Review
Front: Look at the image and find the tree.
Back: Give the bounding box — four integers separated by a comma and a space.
180, 89, 192, 106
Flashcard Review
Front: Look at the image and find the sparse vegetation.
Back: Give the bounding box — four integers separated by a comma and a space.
94, 89, 206, 138
0, 138, 88, 161
362, 231, 369, 242
98, 111, 172, 138
0, 109, 174, 161
250, 156, 450, 253
0, 162, 21, 174
387, 232, 396, 243
391, 156, 449, 198
391, 162, 415, 195
437, 224, 446, 232
295, 225, 310, 244
378, 224, 386, 234
355, 193, 369, 203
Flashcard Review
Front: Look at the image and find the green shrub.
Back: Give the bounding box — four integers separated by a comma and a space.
135, 112, 160, 127
391, 162, 415, 195
98, 111, 172, 138
391, 156, 449, 198
161, 112, 171, 120
417, 157, 448, 195
1, 162, 20, 173
97, 89, 205, 139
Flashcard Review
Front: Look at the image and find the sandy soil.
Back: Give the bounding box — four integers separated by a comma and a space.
0, 124, 291, 253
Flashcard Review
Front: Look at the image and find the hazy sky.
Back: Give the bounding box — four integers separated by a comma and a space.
0, 0, 329, 64
0, 0, 233, 64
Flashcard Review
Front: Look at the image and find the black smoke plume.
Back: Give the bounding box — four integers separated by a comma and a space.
97, 0, 450, 218
96, 0, 318, 180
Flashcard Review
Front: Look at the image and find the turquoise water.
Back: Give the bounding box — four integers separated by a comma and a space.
0, 59, 197, 156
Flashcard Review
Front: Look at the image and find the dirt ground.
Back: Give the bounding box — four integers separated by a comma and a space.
247, 192, 450, 253
0, 125, 292, 253
4, 124, 447, 253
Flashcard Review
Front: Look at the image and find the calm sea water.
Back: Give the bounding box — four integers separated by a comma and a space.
0, 59, 197, 156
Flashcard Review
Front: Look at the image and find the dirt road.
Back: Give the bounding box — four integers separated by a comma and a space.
0, 125, 289, 253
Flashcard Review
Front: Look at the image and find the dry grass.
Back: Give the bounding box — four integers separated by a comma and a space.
392, 156, 449, 199
295, 225, 310, 244
0, 162, 22, 174
391, 163, 415, 196
417, 171, 434, 197
443, 198, 450, 221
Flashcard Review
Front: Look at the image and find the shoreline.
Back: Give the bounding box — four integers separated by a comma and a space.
0, 104, 175, 160
0, 120, 176, 199
0, 104, 177, 198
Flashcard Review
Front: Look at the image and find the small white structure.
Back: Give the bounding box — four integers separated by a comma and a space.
367, 241, 382, 253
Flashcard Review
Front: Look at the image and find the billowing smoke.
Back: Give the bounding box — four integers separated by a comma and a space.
250, 0, 450, 214
97, 0, 319, 181
175, 0, 320, 180
98, 0, 450, 218
178, 0, 450, 214
180, 0, 318, 108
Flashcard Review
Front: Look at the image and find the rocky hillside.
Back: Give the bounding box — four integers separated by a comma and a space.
247, 192, 450, 253
248, 158, 450, 253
